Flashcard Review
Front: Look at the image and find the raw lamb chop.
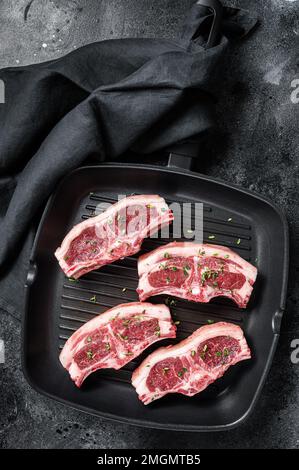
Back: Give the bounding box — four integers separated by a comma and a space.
55, 195, 173, 279
132, 322, 251, 404
60, 302, 176, 387
137, 242, 257, 308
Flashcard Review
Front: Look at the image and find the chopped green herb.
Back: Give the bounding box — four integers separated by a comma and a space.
201, 268, 219, 284
236, 238, 241, 245
207, 319, 215, 325
166, 276, 171, 284
68, 277, 78, 283
163, 367, 170, 374
118, 333, 128, 341
86, 350, 94, 360
216, 351, 222, 357
146, 204, 153, 209
224, 254, 230, 259
191, 350, 196, 357
64, 256, 70, 261
159, 263, 167, 270
171, 266, 178, 272
174, 321, 181, 326
122, 319, 131, 326
105, 343, 111, 352
199, 345, 208, 359
90, 295, 97, 303
213, 281, 219, 288
212, 253, 219, 257
199, 250, 206, 256
154, 326, 161, 337
183, 265, 190, 276
164, 252, 170, 259
87, 336, 92, 343
151, 395, 158, 402
223, 348, 230, 357
178, 367, 188, 377
165, 298, 177, 307
125, 352, 133, 356
208, 235, 215, 240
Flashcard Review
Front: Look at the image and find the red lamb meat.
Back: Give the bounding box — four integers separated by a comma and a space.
60, 302, 176, 387
137, 242, 257, 308
55, 195, 173, 279
132, 322, 251, 404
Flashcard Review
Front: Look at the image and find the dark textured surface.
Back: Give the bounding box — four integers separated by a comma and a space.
0, 0, 298, 449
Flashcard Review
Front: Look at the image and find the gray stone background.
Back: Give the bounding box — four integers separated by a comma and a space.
0, 0, 298, 449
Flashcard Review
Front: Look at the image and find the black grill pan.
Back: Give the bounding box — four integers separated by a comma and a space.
22, 156, 288, 431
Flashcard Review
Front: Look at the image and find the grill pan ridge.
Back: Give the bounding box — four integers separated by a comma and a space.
23, 162, 288, 431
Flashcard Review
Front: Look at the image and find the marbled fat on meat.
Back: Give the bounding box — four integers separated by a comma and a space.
132, 322, 251, 404
55, 195, 173, 279
60, 302, 176, 387
137, 242, 257, 308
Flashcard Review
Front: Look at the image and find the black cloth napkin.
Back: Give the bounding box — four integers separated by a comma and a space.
0, 2, 257, 318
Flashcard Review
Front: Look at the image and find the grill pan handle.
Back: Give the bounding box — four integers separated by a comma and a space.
168, 0, 223, 171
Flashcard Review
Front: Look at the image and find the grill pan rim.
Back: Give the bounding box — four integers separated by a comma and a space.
22, 163, 289, 432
